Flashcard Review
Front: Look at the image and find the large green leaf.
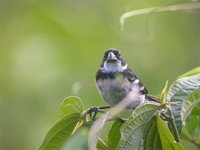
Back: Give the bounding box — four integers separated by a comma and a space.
167, 74, 200, 100
183, 101, 200, 145
107, 118, 125, 150
143, 116, 183, 150
185, 115, 200, 139
60, 96, 83, 118
166, 74, 200, 133
39, 113, 80, 150
191, 104, 200, 116
63, 120, 108, 150
178, 67, 200, 79
181, 88, 200, 122
156, 116, 184, 150
143, 116, 162, 150
60, 127, 89, 150
117, 101, 160, 150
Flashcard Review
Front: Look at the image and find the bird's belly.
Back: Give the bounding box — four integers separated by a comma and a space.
96, 79, 131, 106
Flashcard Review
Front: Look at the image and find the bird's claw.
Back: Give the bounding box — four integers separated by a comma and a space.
88, 107, 98, 120
88, 106, 110, 120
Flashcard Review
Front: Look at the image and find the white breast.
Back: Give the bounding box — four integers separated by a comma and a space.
96, 78, 145, 108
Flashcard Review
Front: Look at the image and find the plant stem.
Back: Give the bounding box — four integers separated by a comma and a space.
167, 106, 181, 142
192, 138, 200, 148
120, 2, 200, 30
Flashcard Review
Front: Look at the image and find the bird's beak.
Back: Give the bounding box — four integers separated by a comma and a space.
107, 52, 117, 61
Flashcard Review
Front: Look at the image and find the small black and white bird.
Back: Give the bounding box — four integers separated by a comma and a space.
96, 48, 153, 109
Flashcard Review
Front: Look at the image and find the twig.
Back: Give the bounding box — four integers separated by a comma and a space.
120, 2, 200, 30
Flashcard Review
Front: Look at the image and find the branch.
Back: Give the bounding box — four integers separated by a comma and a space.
120, 2, 200, 30
88, 85, 142, 150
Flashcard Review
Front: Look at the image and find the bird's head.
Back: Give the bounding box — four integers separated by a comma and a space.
101, 48, 127, 73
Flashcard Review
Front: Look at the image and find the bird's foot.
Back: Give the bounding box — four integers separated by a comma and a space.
88, 106, 110, 120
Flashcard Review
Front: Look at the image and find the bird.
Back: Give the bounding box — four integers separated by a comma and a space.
95, 48, 152, 109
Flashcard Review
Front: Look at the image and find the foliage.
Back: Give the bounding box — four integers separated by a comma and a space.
60, 96, 83, 118
117, 101, 160, 150
107, 118, 125, 150
39, 113, 80, 150
2, 1, 200, 149
143, 115, 183, 150
166, 73, 200, 134
39, 67, 200, 149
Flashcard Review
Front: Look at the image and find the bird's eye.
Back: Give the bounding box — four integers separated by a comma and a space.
113, 50, 121, 59
104, 49, 121, 60
114, 51, 118, 55
104, 51, 110, 58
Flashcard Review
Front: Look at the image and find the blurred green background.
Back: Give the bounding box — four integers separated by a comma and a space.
1, 0, 200, 149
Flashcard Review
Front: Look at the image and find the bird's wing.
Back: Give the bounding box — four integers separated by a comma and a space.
123, 68, 148, 94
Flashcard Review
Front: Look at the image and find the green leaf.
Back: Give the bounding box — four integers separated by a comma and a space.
181, 88, 200, 122
107, 118, 125, 150
117, 101, 160, 150
178, 67, 200, 78
60, 96, 83, 118
60, 127, 89, 150
185, 115, 200, 140
143, 116, 162, 150
167, 74, 200, 133
39, 113, 80, 150
191, 104, 200, 116
156, 116, 184, 150
180, 125, 192, 141
61, 120, 108, 150
185, 105, 200, 144
144, 115, 183, 150
167, 74, 200, 100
